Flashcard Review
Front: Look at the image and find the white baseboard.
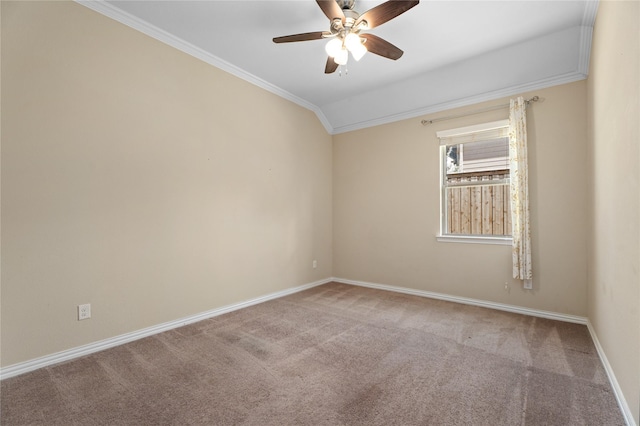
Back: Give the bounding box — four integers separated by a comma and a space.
333, 277, 635, 426
586, 321, 637, 426
333, 277, 587, 324
0, 278, 332, 380
3, 276, 635, 426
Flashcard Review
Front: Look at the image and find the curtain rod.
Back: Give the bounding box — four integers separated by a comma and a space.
420, 96, 539, 126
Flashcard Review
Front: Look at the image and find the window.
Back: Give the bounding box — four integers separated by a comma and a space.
437, 120, 512, 243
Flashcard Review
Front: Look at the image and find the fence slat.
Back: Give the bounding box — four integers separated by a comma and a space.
471, 186, 482, 234
461, 187, 471, 234
447, 181, 510, 236
451, 187, 461, 233
482, 185, 493, 234
493, 184, 503, 234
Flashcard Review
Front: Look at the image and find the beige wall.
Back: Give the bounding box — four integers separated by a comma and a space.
334, 81, 589, 316
587, 0, 640, 423
1, 1, 333, 367
2, 6, 638, 424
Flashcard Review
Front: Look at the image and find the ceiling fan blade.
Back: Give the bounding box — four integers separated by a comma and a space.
273, 31, 329, 43
316, 0, 346, 22
361, 34, 403, 60
356, 0, 419, 29
325, 56, 339, 74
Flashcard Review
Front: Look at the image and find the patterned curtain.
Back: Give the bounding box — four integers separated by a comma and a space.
509, 97, 532, 285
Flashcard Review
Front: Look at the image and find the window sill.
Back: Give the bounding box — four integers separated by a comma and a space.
436, 235, 512, 245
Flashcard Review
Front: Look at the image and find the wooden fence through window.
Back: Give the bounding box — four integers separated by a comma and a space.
446, 170, 511, 236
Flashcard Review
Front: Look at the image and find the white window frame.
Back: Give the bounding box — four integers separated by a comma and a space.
436, 120, 513, 245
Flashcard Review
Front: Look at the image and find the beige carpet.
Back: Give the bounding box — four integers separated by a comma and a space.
1, 282, 625, 425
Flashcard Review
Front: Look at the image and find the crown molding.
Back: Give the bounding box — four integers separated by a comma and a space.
74, 0, 334, 134
582, 0, 600, 27
578, 26, 594, 75
75, 1, 595, 137
329, 70, 588, 134
578, 0, 597, 75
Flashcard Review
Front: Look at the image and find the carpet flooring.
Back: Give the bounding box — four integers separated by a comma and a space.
1, 282, 625, 425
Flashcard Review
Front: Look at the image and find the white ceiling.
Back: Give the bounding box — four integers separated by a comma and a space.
79, 0, 598, 134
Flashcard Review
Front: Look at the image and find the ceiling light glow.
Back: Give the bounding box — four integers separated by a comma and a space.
334, 48, 349, 65
325, 38, 343, 58
348, 38, 367, 61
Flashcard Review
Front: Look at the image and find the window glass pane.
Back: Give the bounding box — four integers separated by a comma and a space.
440, 134, 511, 237
446, 145, 459, 173
446, 137, 509, 175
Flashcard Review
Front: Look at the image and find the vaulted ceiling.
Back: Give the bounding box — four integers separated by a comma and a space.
79, 0, 598, 134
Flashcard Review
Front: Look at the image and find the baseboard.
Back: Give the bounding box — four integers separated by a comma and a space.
4, 277, 634, 426
333, 277, 635, 425
0, 278, 332, 380
333, 277, 588, 324
586, 321, 637, 426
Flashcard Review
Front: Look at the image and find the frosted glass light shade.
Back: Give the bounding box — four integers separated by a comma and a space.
325, 38, 343, 57
334, 48, 348, 65
345, 33, 367, 61
350, 41, 367, 61
344, 33, 361, 50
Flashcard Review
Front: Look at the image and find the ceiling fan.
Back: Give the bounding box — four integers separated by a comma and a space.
273, 0, 419, 74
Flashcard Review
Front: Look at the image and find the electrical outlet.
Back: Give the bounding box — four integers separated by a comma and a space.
312, 260, 317, 269
524, 279, 533, 290
78, 303, 91, 320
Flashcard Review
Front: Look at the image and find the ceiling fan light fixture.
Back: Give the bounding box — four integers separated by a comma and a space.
350, 42, 367, 61
325, 37, 343, 57
345, 33, 367, 61
334, 48, 349, 65
273, 0, 420, 74
344, 32, 360, 49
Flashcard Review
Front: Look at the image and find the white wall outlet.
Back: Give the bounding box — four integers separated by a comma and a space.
312, 260, 317, 269
78, 303, 91, 320
523, 279, 533, 290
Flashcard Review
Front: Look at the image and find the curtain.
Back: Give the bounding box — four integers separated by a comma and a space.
509, 96, 532, 285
